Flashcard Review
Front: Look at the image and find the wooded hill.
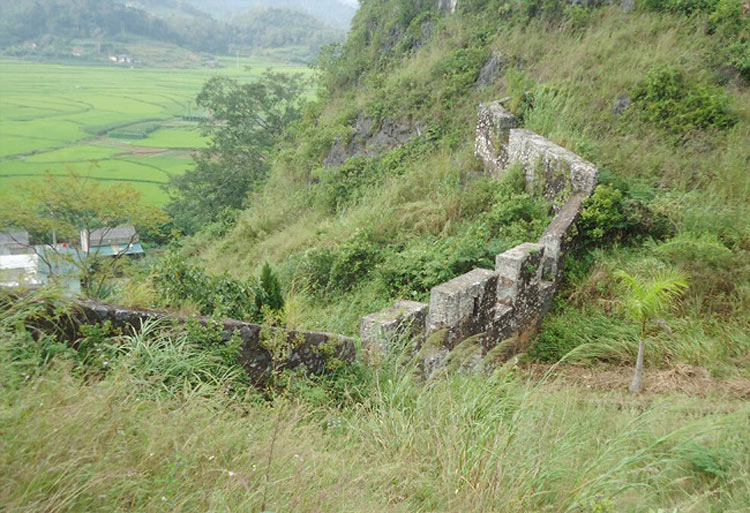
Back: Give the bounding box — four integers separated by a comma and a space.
0, 0, 351, 61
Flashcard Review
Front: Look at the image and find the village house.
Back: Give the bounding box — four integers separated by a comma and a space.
0, 245, 80, 294
81, 225, 144, 257
0, 231, 30, 256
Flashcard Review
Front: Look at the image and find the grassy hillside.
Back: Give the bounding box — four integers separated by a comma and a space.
2, 289, 749, 512
176, 0, 749, 379
2, 2, 750, 511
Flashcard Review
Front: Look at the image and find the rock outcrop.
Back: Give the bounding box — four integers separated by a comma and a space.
323, 116, 424, 167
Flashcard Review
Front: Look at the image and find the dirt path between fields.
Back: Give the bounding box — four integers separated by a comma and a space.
523, 363, 750, 399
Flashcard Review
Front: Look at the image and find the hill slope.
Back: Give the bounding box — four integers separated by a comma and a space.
188, 0, 749, 376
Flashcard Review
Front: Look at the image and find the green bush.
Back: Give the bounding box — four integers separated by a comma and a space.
152, 252, 260, 321
579, 182, 672, 245
631, 66, 736, 140
256, 263, 285, 315
641, 0, 719, 15
299, 232, 383, 296
654, 232, 739, 296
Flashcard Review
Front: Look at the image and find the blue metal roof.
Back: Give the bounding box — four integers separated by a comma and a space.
89, 242, 144, 257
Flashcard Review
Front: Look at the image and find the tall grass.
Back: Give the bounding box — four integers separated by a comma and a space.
1, 330, 748, 512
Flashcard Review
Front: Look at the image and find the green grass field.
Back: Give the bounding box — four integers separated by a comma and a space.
0, 58, 308, 205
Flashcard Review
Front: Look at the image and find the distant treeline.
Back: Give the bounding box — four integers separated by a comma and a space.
0, 0, 347, 57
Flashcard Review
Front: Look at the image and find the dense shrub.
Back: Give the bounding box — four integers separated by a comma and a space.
579, 182, 673, 245
631, 66, 736, 140
299, 232, 383, 296
255, 263, 285, 315
152, 252, 261, 321
654, 232, 740, 296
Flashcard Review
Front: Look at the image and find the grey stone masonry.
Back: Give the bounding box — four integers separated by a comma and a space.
71, 301, 355, 385
495, 242, 544, 307
508, 129, 598, 207
426, 268, 498, 349
475, 102, 519, 175
539, 192, 587, 279
361, 300, 428, 352
360, 99, 599, 376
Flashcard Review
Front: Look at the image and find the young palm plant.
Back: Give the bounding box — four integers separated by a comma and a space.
614, 267, 688, 394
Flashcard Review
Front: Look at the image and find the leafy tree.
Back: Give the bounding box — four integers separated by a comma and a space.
614, 268, 688, 394
0, 171, 167, 298
167, 70, 307, 233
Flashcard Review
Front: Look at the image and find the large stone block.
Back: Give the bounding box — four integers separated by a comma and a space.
495, 242, 544, 306
507, 129, 598, 204
475, 101, 519, 174
427, 268, 498, 348
360, 300, 428, 352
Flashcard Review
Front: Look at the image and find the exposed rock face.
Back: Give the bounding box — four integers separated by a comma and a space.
476, 54, 507, 88
613, 93, 631, 115
475, 102, 519, 174
323, 116, 423, 167
75, 301, 355, 385
362, 106, 599, 377
438, 0, 459, 13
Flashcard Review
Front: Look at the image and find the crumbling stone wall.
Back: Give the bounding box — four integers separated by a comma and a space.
475, 101, 520, 174
362, 104, 598, 375
75, 301, 355, 385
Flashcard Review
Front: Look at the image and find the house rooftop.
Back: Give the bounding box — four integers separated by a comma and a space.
87, 226, 138, 246
0, 231, 30, 255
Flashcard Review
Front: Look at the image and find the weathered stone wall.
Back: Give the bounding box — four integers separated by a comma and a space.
475, 102, 520, 174
362, 103, 599, 375
74, 301, 355, 385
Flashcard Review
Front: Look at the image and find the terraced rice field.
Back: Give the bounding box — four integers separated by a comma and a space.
0, 57, 308, 204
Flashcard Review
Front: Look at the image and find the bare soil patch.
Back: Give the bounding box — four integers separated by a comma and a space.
523, 363, 750, 399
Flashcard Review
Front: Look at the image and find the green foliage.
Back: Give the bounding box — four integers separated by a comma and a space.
631, 65, 736, 140
579, 182, 671, 244
152, 252, 261, 321
654, 232, 740, 296
167, 70, 307, 233
677, 441, 734, 480
432, 47, 489, 102
256, 263, 285, 315
300, 232, 382, 296
615, 266, 688, 331
641, 0, 720, 15
529, 304, 636, 362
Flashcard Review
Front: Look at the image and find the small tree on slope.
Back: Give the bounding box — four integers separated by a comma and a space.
615, 268, 688, 394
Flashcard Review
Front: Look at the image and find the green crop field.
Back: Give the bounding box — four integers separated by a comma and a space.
0, 57, 309, 205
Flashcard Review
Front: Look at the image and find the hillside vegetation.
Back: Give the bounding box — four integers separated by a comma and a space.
0, 0, 349, 62
182, 0, 749, 378
2, 1, 750, 511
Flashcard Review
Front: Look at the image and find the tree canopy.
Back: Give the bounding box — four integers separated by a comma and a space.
166, 70, 307, 233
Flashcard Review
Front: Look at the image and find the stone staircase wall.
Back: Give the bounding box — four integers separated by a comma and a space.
361, 104, 598, 375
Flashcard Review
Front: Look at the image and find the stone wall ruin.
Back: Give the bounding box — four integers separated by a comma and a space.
71, 301, 355, 385
361, 104, 599, 376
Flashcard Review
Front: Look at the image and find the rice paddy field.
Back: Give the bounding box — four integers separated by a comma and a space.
0, 57, 309, 205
